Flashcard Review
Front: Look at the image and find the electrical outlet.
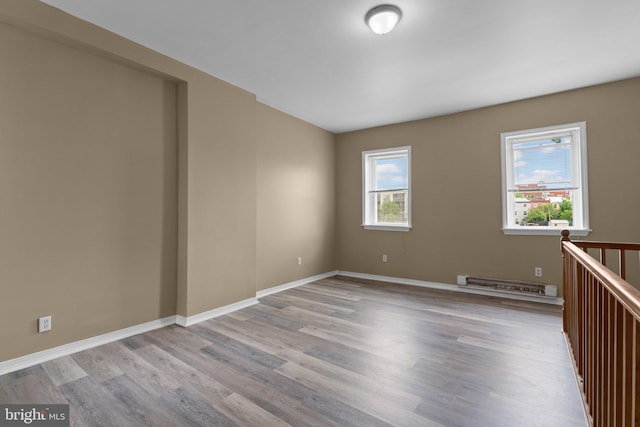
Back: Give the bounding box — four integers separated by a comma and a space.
38, 315, 52, 333
382, 254, 388, 263
297, 257, 302, 266
535, 267, 543, 277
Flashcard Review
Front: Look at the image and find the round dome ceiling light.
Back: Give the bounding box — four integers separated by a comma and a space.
365, 4, 402, 35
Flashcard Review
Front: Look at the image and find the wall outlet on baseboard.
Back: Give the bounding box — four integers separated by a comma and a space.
457, 275, 468, 286
38, 316, 52, 333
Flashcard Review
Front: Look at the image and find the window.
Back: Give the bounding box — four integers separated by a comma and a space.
362, 146, 411, 231
501, 122, 589, 235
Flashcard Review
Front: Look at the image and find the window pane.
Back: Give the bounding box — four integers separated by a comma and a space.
374, 157, 408, 191
376, 190, 408, 223
501, 121, 588, 235
363, 146, 411, 230
513, 190, 574, 227
512, 137, 572, 189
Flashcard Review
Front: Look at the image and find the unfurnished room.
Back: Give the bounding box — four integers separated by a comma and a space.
1, 1, 640, 426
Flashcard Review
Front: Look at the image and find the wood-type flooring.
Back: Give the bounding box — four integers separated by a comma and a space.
0, 276, 587, 426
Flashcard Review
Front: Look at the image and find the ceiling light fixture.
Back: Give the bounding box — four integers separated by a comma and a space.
365, 4, 402, 35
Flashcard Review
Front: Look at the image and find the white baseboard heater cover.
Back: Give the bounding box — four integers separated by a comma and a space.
460, 276, 557, 298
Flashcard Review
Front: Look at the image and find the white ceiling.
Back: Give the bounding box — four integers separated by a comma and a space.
41, 0, 640, 133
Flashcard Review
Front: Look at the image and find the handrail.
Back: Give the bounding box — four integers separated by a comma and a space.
561, 230, 640, 427
563, 231, 640, 281
568, 241, 640, 251
562, 233, 640, 321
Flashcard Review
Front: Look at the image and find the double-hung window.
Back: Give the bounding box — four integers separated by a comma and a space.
501, 122, 590, 235
362, 146, 411, 231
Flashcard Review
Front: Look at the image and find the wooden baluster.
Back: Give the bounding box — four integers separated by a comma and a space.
596, 281, 603, 426
631, 319, 640, 426
589, 273, 596, 421
578, 260, 585, 378
562, 230, 571, 336
624, 311, 634, 425
584, 267, 590, 415
615, 300, 623, 427
619, 250, 626, 280
605, 291, 612, 426
576, 262, 581, 370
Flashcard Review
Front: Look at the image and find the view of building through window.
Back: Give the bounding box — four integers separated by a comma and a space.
501, 121, 588, 234
373, 155, 408, 223
362, 147, 411, 230
513, 184, 573, 227
511, 135, 574, 227
376, 190, 408, 223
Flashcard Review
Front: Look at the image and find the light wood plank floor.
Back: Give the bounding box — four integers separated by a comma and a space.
0, 276, 587, 426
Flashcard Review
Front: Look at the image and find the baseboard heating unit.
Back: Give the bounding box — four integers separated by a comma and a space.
459, 276, 557, 298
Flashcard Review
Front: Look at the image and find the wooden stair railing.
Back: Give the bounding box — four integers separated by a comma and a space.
561, 230, 640, 427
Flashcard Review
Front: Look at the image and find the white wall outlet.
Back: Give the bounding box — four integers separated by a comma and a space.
382, 254, 388, 263
535, 267, 543, 277
297, 257, 302, 266
38, 315, 52, 333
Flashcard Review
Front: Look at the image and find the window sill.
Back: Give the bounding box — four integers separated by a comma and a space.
502, 227, 591, 237
362, 224, 412, 232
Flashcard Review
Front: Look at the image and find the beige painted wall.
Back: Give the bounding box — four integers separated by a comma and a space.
0, 1, 258, 361
181, 74, 257, 315
336, 78, 640, 294
0, 21, 177, 361
256, 103, 335, 291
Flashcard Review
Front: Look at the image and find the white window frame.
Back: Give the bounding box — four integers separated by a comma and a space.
362, 146, 412, 232
500, 121, 590, 236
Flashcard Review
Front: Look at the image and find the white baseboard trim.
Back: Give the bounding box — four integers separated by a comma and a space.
0, 273, 336, 376
256, 270, 339, 299
338, 271, 564, 305
0, 316, 176, 377
176, 297, 258, 327
1, 268, 561, 377
1, 295, 261, 376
